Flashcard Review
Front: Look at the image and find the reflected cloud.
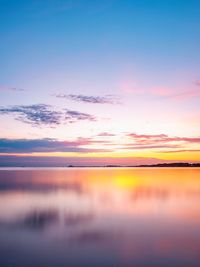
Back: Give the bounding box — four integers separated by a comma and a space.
18, 209, 59, 231
0, 171, 85, 194
0, 209, 59, 231
0, 181, 84, 194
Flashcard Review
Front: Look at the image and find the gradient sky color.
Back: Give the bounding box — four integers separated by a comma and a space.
0, 0, 200, 166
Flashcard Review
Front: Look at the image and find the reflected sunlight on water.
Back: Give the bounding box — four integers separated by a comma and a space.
0, 168, 200, 267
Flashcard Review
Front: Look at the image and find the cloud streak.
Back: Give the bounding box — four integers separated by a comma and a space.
121, 144, 181, 150
96, 132, 116, 137
0, 104, 62, 127
165, 88, 200, 100
0, 104, 97, 127
127, 133, 200, 145
159, 149, 200, 153
0, 133, 199, 155
149, 87, 200, 100
65, 110, 96, 123
121, 133, 200, 152
121, 81, 200, 100
55, 94, 121, 104
0, 138, 111, 154
0, 85, 25, 92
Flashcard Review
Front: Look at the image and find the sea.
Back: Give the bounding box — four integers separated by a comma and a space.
0, 167, 199, 267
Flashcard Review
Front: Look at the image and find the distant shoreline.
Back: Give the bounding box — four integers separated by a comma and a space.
0, 163, 200, 168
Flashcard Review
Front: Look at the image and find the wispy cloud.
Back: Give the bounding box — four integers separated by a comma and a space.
0, 133, 199, 155
65, 110, 97, 123
0, 104, 97, 127
55, 94, 121, 104
124, 133, 200, 151
96, 132, 116, 137
165, 89, 200, 100
121, 144, 181, 150
127, 133, 200, 145
121, 80, 200, 100
0, 138, 111, 154
0, 104, 62, 127
9, 87, 25, 92
0, 85, 25, 92
159, 149, 200, 153
152, 84, 200, 100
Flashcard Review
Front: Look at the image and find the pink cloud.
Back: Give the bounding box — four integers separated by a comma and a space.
149, 87, 173, 96
124, 133, 200, 151
151, 80, 200, 100
166, 88, 200, 100
194, 80, 200, 86
127, 133, 200, 144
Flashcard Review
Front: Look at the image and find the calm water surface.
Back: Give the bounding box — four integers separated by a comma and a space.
0, 168, 200, 267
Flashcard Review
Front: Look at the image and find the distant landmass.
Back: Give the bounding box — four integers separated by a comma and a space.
67, 163, 200, 168
0, 162, 200, 168
132, 162, 200, 168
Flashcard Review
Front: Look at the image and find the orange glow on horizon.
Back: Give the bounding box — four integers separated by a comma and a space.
0, 150, 199, 163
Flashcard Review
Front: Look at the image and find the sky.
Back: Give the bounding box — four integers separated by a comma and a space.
0, 0, 200, 166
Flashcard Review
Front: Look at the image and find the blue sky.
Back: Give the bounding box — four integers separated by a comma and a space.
1, 0, 200, 90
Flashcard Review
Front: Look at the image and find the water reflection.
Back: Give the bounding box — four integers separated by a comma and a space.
18, 209, 59, 231
65, 212, 94, 226
0, 168, 200, 267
